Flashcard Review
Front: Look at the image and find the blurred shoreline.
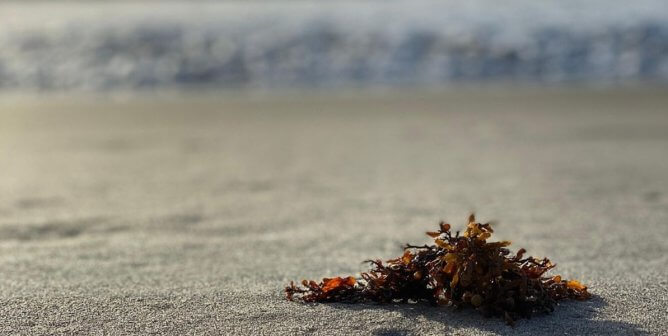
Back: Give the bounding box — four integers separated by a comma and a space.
2, 1, 668, 91
1, 82, 666, 103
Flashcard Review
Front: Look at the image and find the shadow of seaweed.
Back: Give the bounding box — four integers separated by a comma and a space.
373, 328, 411, 336
329, 295, 649, 336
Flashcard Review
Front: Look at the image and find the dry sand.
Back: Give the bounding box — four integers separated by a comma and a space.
0, 87, 667, 335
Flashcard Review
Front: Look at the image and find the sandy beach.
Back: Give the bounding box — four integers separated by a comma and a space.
0, 87, 667, 335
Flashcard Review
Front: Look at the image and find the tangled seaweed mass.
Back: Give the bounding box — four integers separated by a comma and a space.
285, 215, 590, 325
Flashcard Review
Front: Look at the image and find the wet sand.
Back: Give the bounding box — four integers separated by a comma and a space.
0, 87, 667, 335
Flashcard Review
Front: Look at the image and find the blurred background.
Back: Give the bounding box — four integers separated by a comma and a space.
1, 1, 667, 335
2, 0, 668, 90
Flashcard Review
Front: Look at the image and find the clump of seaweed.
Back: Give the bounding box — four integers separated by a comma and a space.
286, 214, 590, 325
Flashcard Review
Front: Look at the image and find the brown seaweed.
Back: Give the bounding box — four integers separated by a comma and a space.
285, 214, 590, 325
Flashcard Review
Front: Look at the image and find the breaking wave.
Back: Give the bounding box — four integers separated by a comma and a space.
2, 1, 668, 90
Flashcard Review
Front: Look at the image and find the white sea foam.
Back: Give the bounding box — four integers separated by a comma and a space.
1, 1, 668, 90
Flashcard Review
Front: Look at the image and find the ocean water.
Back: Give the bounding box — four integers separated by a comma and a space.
2, 1, 668, 90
